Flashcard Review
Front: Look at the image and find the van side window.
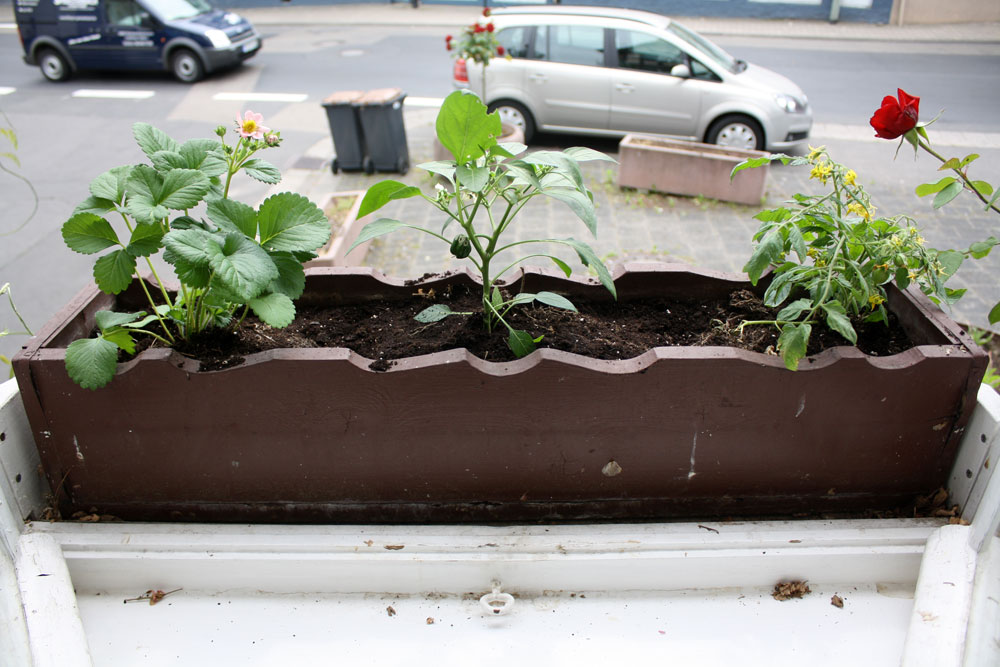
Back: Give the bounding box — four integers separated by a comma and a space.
535, 25, 604, 67
496, 26, 529, 59
614, 30, 685, 75
106, 0, 151, 27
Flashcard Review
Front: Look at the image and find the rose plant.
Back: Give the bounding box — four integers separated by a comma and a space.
732, 146, 962, 370
446, 8, 509, 102
870, 88, 1000, 322
61, 111, 331, 389
348, 90, 616, 357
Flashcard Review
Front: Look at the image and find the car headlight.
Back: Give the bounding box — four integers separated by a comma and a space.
205, 29, 231, 48
775, 93, 807, 114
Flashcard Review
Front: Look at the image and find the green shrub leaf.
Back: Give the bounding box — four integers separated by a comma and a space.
415, 304, 459, 323
93, 249, 137, 294
62, 213, 120, 254
932, 181, 964, 209
248, 292, 295, 328
777, 322, 811, 371
257, 192, 331, 252
563, 238, 616, 299
535, 291, 577, 311
507, 329, 536, 357
268, 252, 306, 299
358, 180, 421, 218
436, 90, 500, 163
133, 122, 178, 161
95, 310, 146, 331
208, 197, 258, 238
989, 300, 1000, 325
347, 218, 416, 254
242, 158, 281, 184
126, 223, 164, 257
542, 187, 597, 237
89, 165, 133, 203
66, 337, 119, 390
822, 301, 857, 344
205, 233, 278, 301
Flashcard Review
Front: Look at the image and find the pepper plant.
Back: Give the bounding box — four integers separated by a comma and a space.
61, 111, 331, 389
732, 145, 963, 370
349, 90, 616, 356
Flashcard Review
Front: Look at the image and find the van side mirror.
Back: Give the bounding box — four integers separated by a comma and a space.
670, 64, 691, 79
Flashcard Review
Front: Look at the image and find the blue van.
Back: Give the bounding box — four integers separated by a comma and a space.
14, 0, 261, 83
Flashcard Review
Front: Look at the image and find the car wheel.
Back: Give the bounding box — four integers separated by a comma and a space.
171, 49, 204, 83
489, 100, 535, 144
38, 49, 71, 82
706, 115, 765, 151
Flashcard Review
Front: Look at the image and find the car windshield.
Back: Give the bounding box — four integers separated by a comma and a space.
666, 21, 744, 73
145, 0, 214, 21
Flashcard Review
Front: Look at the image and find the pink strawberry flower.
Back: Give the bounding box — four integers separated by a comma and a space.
236, 110, 269, 140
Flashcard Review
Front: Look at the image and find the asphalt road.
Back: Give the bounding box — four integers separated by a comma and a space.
1, 19, 999, 361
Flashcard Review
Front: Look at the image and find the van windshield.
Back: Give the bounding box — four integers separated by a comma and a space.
666, 21, 743, 73
146, 0, 214, 21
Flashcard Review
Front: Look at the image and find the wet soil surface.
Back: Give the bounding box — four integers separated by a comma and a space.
170, 283, 913, 372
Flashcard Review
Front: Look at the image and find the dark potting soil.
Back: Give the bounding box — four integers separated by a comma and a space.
169, 283, 913, 372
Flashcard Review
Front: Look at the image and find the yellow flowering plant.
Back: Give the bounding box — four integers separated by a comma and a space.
731, 146, 962, 370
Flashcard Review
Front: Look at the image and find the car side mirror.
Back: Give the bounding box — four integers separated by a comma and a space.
670, 64, 691, 78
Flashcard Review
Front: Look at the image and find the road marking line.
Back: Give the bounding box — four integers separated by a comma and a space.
71, 89, 155, 99
0, 23, 17, 30
0, 87, 15, 96
213, 92, 308, 103
405, 96, 443, 108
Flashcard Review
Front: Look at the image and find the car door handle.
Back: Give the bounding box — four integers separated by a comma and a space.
528, 73, 547, 83
615, 83, 635, 93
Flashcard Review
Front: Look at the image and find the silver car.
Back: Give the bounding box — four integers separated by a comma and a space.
453, 6, 811, 152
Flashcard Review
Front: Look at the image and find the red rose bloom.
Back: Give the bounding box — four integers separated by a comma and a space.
870, 89, 920, 140
483, 8, 491, 17
497, 46, 505, 56
487, 23, 494, 32
473, 24, 484, 33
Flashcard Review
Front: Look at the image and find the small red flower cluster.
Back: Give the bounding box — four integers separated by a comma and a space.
446, 8, 503, 65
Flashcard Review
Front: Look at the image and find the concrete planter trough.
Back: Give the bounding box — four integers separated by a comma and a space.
11, 264, 987, 523
617, 134, 769, 205
305, 191, 371, 268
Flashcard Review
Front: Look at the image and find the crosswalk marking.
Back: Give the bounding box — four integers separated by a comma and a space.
71, 89, 155, 99
213, 92, 308, 103
0, 87, 15, 96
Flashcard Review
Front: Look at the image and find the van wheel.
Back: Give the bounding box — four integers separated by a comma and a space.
706, 115, 765, 151
38, 49, 70, 82
171, 49, 204, 83
489, 101, 535, 144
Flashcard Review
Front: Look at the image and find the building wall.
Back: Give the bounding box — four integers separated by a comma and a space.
890, 0, 1000, 25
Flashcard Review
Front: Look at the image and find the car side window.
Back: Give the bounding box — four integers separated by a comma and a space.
689, 58, 722, 82
496, 26, 530, 59
534, 24, 604, 67
614, 29, 685, 75
106, 0, 151, 27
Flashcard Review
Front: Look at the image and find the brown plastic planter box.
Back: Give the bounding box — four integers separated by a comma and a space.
11, 265, 986, 524
617, 134, 769, 205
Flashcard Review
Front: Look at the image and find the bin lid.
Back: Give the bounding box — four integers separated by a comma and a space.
356, 88, 406, 105
322, 90, 364, 106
